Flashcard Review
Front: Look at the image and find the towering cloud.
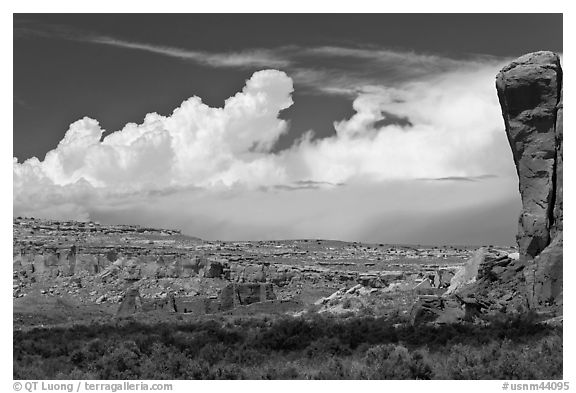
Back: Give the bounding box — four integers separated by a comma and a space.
15, 70, 294, 191
14, 59, 519, 243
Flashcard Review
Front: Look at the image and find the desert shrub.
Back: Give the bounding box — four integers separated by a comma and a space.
435, 334, 563, 380
69, 349, 86, 366
304, 337, 352, 358
210, 363, 247, 379
196, 342, 228, 365
132, 332, 163, 355
358, 302, 376, 317
314, 358, 350, 379
85, 337, 107, 358
139, 343, 191, 379
223, 345, 265, 366
180, 359, 212, 379
262, 363, 301, 379
363, 344, 433, 379
58, 367, 99, 379
13, 357, 55, 380
95, 340, 142, 379
254, 317, 324, 351
171, 330, 211, 354
13, 313, 562, 379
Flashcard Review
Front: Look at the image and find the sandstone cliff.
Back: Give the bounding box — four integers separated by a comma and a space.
411, 51, 563, 324
496, 51, 563, 312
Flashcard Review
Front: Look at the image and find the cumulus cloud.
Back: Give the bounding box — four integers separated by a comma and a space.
280, 61, 513, 184
14, 57, 519, 243
15, 70, 293, 190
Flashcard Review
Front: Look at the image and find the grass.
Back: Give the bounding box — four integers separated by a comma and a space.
13, 312, 562, 380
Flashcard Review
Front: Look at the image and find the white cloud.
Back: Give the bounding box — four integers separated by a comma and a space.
302, 46, 490, 71
13, 59, 519, 243
90, 37, 292, 69
281, 61, 514, 184
288, 47, 502, 96
16, 22, 509, 97
15, 22, 292, 69
15, 69, 294, 192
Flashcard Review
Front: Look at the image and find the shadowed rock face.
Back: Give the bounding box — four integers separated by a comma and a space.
218, 283, 276, 311
117, 288, 143, 316
496, 51, 563, 311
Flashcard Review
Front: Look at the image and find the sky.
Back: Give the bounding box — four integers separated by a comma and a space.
13, 14, 563, 245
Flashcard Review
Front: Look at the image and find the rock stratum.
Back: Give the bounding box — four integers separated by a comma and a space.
14, 216, 477, 325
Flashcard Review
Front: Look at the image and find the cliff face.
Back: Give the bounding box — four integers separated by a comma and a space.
496, 51, 563, 312
410, 52, 563, 325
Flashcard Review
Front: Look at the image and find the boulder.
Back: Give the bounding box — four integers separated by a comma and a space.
95, 294, 107, 304
444, 248, 486, 295
315, 288, 346, 305
357, 273, 385, 288
432, 269, 455, 288
413, 278, 433, 291
410, 296, 464, 325
203, 259, 225, 278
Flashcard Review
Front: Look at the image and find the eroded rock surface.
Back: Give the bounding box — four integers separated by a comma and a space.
410, 52, 563, 324
218, 283, 276, 311
410, 248, 521, 324
496, 51, 561, 259
444, 247, 486, 295
496, 51, 563, 311
117, 288, 142, 316
13, 216, 477, 322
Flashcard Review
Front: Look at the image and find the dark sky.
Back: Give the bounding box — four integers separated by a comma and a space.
13, 14, 562, 161
12, 14, 563, 244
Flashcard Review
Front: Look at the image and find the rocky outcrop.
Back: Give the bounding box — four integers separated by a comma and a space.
218, 283, 276, 311
496, 51, 561, 258
496, 51, 563, 312
444, 248, 486, 295
117, 288, 143, 316
410, 52, 563, 324
410, 249, 521, 324
455, 252, 526, 314
411, 296, 464, 325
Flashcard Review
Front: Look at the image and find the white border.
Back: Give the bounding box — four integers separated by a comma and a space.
4, 3, 572, 391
